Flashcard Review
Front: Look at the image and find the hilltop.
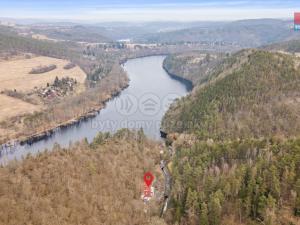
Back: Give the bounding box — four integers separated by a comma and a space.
137, 19, 300, 47
162, 49, 300, 140
263, 39, 300, 54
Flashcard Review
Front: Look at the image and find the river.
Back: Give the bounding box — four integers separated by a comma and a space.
0, 56, 191, 164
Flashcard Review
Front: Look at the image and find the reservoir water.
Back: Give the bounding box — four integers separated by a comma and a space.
0, 56, 191, 163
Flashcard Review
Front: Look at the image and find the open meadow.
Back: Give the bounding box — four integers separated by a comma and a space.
0, 94, 41, 121
0, 56, 86, 92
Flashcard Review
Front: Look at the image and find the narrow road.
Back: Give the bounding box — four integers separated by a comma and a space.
160, 159, 172, 217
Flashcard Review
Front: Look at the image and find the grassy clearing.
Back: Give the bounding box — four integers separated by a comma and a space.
0, 56, 86, 92
0, 94, 41, 121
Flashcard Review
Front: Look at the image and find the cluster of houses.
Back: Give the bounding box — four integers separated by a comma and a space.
35, 76, 77, 100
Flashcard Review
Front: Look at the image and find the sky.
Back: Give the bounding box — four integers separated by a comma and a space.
0, 0, 299, 22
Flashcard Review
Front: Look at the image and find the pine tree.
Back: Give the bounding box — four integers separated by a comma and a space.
264, 195, 276, 225
185, 188, 199, 225
199, 202, 209, 225
54, 76, 59, 86
208, 194, 222, 225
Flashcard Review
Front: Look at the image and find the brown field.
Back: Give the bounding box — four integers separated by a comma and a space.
0, 56, 86, 124
31, 34, 60, 42
0, 94, 41, 121
0, 56, 86, 92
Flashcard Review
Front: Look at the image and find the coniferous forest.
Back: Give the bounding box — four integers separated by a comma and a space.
161, 49, 300, 225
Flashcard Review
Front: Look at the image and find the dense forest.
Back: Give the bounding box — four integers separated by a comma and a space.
162, 49, 300, 225
162, 50, 300, 140
0, 129, 167, 225
167, 137, 300, 225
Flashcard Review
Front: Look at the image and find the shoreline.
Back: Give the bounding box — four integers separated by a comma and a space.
0, 82, 129, 149
162, 63, 194, 92
160, 60, 194, 137
0, 54, 164, 149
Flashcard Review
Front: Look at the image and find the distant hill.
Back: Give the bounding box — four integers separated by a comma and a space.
29, 25, 112, 43
162, 49, 300, 139
5, 20, 218, 41
0, 25, 74, 57
263, 39, 300, 53
0, 25, 107, 75
137, 19, 300, 47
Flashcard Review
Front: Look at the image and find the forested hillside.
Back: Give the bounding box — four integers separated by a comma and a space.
162, 50, 300, 140
0, 26, 73, 58
264, 39, 300, 53
162, 49, 300, 225
0, 25, 111, 76
0, 130, 166, 225
30, 25, 112, 43
166, 136, 300, 225
163, 52, 225, 85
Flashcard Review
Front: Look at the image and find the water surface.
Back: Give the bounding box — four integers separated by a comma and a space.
0, 56, 191, 163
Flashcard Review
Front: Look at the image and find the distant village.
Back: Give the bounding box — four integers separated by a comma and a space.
35, 76, 78, 100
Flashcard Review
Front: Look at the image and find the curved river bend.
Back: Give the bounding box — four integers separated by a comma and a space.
0, 56, 191, 163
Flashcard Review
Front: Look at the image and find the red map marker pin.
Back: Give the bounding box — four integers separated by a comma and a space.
144, 172, 154, 187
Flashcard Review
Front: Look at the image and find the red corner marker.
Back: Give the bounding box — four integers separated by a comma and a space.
295, 12, 300, 25
144, 172, 154, 187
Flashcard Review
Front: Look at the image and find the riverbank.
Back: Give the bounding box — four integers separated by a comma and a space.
0, 60, 130, 147
0, 81, 129, 148
160, 59, 194, 137
162, 63, 194, 91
